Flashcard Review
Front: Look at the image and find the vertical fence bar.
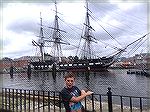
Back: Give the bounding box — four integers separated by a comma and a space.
59, 92, 61, 112
33, 90, 35, 112
8, 89, 11, 111
92, 94, 95, 112
16, 89, 18, 112
28, 90, 30, 112
130, 97, 132, 112
12, 89, 14, 112
84, 96, 87, 111
2, 88, 4, 109
140, 98, 142, 112
107, 87, 113, 112
24, 90, 26, 112
43, 91, 45, 112
48, 91, 50, 112
38, 91, 40, 112
5, 88, 7, 110
54, 91, 56, 112
120, 96, 123, 112
99, 95, 102, 112
20, 89, 22, 112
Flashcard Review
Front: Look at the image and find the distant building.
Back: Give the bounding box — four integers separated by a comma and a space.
1, 53, 149, 72
111, 53, 149, 69
0, 58, 28, 73
133, 53, 149, 69
0, 56, 40, 73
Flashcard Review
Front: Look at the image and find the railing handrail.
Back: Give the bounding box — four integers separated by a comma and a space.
3, 87, 150, 99
1, 87, 150, 112
112, 94, 150, 99
2, 87, 60, 93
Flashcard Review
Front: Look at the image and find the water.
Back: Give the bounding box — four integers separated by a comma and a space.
2, 69, 150, 98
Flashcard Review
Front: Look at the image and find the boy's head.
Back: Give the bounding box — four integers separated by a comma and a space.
64, 72, 75, 89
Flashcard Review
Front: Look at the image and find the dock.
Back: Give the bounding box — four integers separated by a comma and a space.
127, 69, 150, 76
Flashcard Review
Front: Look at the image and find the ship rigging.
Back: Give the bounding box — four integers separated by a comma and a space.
30, 2, 149, 71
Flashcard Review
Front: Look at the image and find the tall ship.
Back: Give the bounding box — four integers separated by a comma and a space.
30, 2, 149, 72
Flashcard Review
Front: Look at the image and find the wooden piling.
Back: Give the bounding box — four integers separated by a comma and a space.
9, 66, 13, 78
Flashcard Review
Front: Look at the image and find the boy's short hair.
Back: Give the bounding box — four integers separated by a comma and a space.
64, 72, 75, 80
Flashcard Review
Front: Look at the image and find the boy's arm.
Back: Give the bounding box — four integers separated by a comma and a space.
70, 91, 93, 103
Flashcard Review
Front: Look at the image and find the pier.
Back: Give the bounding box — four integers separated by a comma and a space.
127, 69, 150, 77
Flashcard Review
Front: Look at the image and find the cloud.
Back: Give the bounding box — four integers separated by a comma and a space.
1, 1, 148, 59
7, 18, 37, 34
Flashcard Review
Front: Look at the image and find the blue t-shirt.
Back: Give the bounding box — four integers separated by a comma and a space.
61, 86, 82, 112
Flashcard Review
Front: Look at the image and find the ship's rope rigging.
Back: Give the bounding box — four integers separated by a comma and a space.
90, 3, 147, 36
106, 35, 148, 58
89, 13, 123, 48
57, 19, 86, 56
33, 2, 148, 61
55, 14, 147, 59
36, 4, 122, 56
62, 3, 148, 58
41, 23, 149, 59
49, 6, 114, 58
67, 32, 149, 59
48, 4, 123, 56
88, 3, 148, 53
127, 36, 148, 57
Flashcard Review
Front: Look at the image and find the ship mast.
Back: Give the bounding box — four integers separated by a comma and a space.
50, 2, 67, 63
39, 12, 45, 61
32, 12, 45, 62
81, 2, 96, 59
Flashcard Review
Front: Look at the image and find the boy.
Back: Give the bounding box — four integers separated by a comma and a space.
61, 72, 93, 112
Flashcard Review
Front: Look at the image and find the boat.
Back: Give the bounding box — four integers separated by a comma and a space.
30, 2, 149, 72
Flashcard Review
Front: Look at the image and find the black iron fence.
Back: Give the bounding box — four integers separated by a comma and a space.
1, 87, 150, 112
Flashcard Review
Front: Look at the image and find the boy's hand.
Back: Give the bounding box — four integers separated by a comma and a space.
81, 90, 86, 95
86, 91, 93, 96
81, 89, 93, 96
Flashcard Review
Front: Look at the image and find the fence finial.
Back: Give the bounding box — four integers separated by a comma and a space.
108, 87, 111, 91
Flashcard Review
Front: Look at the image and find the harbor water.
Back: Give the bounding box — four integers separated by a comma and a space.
1, 68, 150, 108
1, 69, 150, 97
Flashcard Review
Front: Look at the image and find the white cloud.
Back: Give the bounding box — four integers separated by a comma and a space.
2, 30, 34, 58
2, 3, 52, 58
57, 3, 85, 25
1, 2, 148, 59
116, 3, 140, 11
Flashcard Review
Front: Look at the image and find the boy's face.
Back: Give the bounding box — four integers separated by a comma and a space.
65, 77, 75, 89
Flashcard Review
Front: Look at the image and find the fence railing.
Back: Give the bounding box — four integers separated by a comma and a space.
1, 87, 150, 112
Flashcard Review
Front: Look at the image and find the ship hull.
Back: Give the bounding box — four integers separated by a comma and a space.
60, 64, 109, 72
59, 57, 114, 72
30, 57, 114, 72
30, 60, 54, 70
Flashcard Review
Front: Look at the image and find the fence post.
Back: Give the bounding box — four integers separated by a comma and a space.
107, 87, 113, 112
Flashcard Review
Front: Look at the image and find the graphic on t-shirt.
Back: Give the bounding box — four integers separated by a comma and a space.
69, 88, 82, 111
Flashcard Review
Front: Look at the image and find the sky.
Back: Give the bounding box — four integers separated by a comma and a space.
0, 0, 149, 59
